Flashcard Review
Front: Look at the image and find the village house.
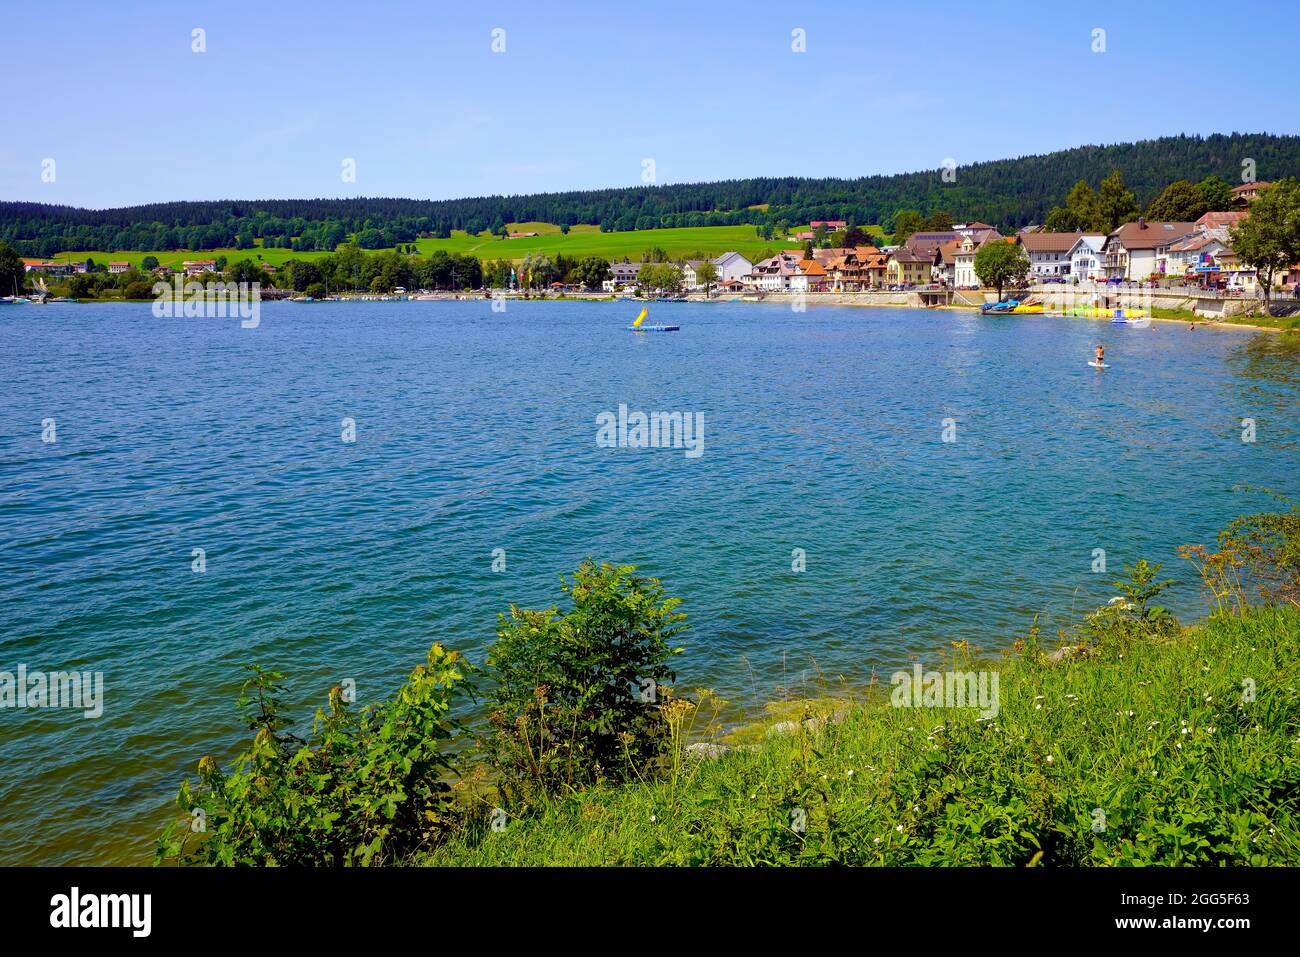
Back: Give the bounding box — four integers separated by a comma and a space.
860, 248, 890, 288
108, 261, 131, 274
602, 259, 642, 291
933, 240, 960, 286
824, 254, 861, 291
1165, 232, 1230, 277
798, 258, 829, 292
182, 259, 219, 276
1231, 181, 1271, 205
953, 234, 1004, 289
1017, 230, 1082, 279
809, 220, 847, 230
1156, 213, 1257, 289
711, 251, 753, 284
886, 247, 933, 287
822, 247, 883, 291
1195, 210, 1247, 237
905, 231, 962, 255
21, 259, 70, 275
1065, 235, 1106, 282
1101, 220, 1196, 280
748, 251, 805, 291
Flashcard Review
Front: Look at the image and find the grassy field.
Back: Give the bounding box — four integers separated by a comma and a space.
49, 222, 891, 273
1151, 305, 1300, 332
425, 604, 1300, 866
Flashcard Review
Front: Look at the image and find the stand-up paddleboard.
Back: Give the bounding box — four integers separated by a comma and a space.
1088, 361, 1109, 369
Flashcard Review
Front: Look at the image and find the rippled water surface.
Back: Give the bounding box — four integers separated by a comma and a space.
1, 300, 1297, 864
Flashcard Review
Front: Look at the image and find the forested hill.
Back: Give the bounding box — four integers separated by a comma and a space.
3, 133, 1297, 256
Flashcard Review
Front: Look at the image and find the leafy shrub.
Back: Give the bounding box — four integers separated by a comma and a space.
1220, 500, 1300, 607
123, 280, 155, 300
156, 643, 472, 866
483, 560, 686, 804
1078, 560, 1178, 655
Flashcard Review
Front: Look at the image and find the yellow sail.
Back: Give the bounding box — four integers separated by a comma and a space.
633, 307, 649, 327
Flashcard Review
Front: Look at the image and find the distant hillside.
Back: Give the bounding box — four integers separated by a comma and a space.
3, 133, 1297, 257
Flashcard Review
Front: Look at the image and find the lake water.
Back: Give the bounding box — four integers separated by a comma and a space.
1, 300, 1297, 864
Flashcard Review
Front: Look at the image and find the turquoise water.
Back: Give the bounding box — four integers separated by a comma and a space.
1, 300, 1297, 865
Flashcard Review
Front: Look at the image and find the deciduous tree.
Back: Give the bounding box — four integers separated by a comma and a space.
974, 241, 1029, 300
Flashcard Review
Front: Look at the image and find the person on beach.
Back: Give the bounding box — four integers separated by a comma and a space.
1095, 344, 1105, 366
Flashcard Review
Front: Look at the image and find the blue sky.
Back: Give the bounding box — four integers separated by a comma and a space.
2, 0, 1295, 209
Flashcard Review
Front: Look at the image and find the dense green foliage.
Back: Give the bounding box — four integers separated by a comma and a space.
427, 597, 1300, 866
483, 561, 686, 805
636, 262, 685, 294
1145, 178, 1214, 221
974, 241, 1029, 298
7, 133, 1297, 257
156, 644, 471, 866
1229, 178, 1300, 300
0, 239, 23, 295
1044, 170, 1143, 233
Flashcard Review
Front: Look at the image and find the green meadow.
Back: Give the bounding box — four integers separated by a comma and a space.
52, 222, 891, 273
424, 603, 1300, 866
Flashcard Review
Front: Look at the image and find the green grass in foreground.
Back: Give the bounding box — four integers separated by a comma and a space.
1150, 305, 1300, 331
426, 605, 1300, 865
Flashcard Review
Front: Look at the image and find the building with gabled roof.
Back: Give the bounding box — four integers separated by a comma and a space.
1017, 230, 1083, 278
1231, 181, 1271, 205
1101, 220, 1197, 279
1066, 235, 1107, 282
711, 251, 753, 284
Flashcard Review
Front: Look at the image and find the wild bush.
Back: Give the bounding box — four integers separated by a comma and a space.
156, 643, 471, 866
483, 560, 686, 804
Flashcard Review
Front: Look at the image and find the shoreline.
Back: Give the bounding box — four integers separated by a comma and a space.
22, 291, 1294, 333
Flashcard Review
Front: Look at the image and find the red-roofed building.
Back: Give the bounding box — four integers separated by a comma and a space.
1195, 211, 1247, 240
798, 258, 829, 291
1231, 181, 1271, 205
21, 259, 70, 276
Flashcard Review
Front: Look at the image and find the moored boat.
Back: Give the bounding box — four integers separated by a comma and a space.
980, 299, 1020, 315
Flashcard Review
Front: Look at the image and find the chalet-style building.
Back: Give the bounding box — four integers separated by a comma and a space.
1017, 230, 1083, 279
1101, 220, 1196, 280
1065, 235, 1106, 282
